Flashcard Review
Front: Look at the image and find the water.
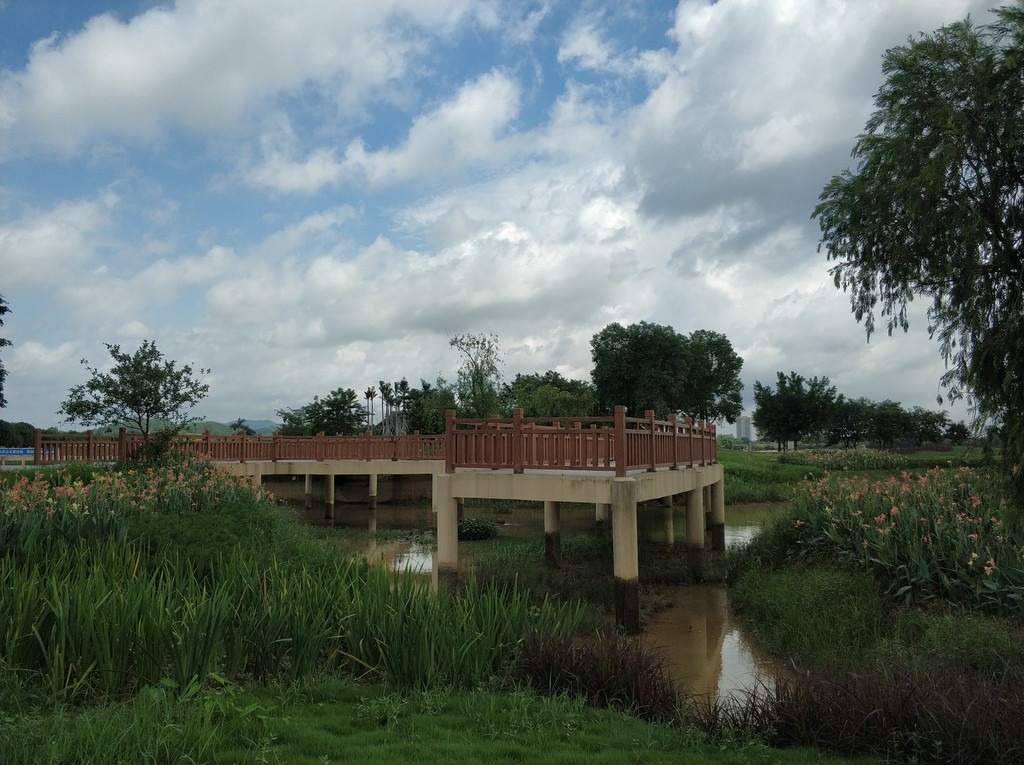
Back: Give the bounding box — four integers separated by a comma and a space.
320, 499, 785, 701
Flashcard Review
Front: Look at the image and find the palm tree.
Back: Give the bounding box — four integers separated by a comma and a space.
364, 387, 377, 431
378, 380, 394, 433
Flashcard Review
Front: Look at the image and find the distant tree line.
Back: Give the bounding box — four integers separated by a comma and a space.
752, 370, 970, 452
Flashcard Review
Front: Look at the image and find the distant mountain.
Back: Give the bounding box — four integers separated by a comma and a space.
94, 420, 282, 436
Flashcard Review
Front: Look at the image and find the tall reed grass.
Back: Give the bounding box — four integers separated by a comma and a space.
1, 458, 589, 702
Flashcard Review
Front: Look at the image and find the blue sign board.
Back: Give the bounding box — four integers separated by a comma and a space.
0, 448, 34, 455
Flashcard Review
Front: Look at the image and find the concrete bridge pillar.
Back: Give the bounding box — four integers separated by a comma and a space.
685, 485, 705, 548
595, 503, 610, 537
544, 500, 561, 568
710, 477, 726, 550
324, 473, 335, 524
611, 478, 640, 634
663, 494, 675, 547
433, 474, 459, 594
368, 473, 378, 532
304, 474, 313, 509
685, 482, 705, 577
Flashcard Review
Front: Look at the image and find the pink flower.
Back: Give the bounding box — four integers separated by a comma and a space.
923, 535, 930, 544
969, 533, 978, 540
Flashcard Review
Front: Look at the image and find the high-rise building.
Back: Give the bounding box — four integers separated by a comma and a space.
736, 415, 752, 442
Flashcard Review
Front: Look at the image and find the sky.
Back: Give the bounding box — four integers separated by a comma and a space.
0, 0, 995, 431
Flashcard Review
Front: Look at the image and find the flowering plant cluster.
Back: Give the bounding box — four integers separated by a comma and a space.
778, 448, 908, 471
789, 466, 1024, 613
1, 459, 272, 551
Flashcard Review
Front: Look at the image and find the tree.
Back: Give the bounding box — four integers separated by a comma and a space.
364, 386, 377, 430
813, 6, 1024, 502
229, 417, 257, 436
907, 406, 950, 447
451, 333, 503, 418
868, 400, 914, 450
501, 371, 597, 418
678, 329, 744, 424
945, 420, 971, 445
276, 387, 366, 436
405, 377, 458, 434
826, 395, 874, 449
590, 321, 688, 417
590, 322, 744, 422
59, 340, 210, 440
0, 295, 10, 408
752, 371, 837, 451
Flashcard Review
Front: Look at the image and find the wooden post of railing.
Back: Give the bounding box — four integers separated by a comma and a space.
645, 411, 656, 471
445, 409, 456, 472
34, 428, 42, 465
316, 432, 325, 462
697, 421, 706, 465
239, 430, 247, 464
85, 430, 94, 462
668, 414, 678, 470
118, 428, 127, 462
512, 408, 523, 474
364, 429, 372, 461
710, 423, 717, 463
614, 406, 627, 477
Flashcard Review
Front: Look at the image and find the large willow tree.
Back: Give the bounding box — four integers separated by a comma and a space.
814, 4, 1024, 508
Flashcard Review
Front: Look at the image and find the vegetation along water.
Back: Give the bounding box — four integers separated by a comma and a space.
2, 444, 1021, 764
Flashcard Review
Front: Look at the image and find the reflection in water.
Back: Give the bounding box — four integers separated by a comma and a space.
642, 584, 777, 701
331, 499, 785, 701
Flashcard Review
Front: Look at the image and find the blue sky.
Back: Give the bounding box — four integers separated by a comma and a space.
0, 0, 993, 430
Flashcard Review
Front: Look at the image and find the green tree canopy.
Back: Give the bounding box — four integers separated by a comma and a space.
590, 322, 744, 421
501, 371, 597, 418
590, 321, 686, 417
752, 371, 837, 451
678, 329, 744, 424
59, 340, 210, 437
405, 377, 458, 434
276, 387, 366, 436
451, 333, 503, 418
813, 5, 1024, 502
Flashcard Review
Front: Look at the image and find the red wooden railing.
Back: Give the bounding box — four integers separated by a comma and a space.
33, 428, 444, 465
32, 406, 716, 476
445, 406, 716, 476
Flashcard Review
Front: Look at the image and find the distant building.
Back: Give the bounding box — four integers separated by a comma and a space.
736, 415, 752, 442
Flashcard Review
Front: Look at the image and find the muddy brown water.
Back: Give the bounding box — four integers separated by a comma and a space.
292, 499, 784, 700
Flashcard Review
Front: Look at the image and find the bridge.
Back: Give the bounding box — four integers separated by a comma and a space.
31, 406, 722, 632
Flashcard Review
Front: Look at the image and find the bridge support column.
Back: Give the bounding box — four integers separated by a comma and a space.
324, 473, 335, 524
544, 501, 561, 568
663, 494, 675, 547
433, 474, 459, 595
595, 503, 610, 537
304, 474, 313, 509
685, 484, 705, 577
368, 473, 378, 533
611, 478, 640, 634
710, 478, 725, 551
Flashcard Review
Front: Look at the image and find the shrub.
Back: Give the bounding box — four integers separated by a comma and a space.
458, 517, 499, 541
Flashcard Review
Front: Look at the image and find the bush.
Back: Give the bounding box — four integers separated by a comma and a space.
458, 517, 499, 541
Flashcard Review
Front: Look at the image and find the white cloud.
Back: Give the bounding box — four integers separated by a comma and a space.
0, 191, 119, 290
1, 1, 471, 155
